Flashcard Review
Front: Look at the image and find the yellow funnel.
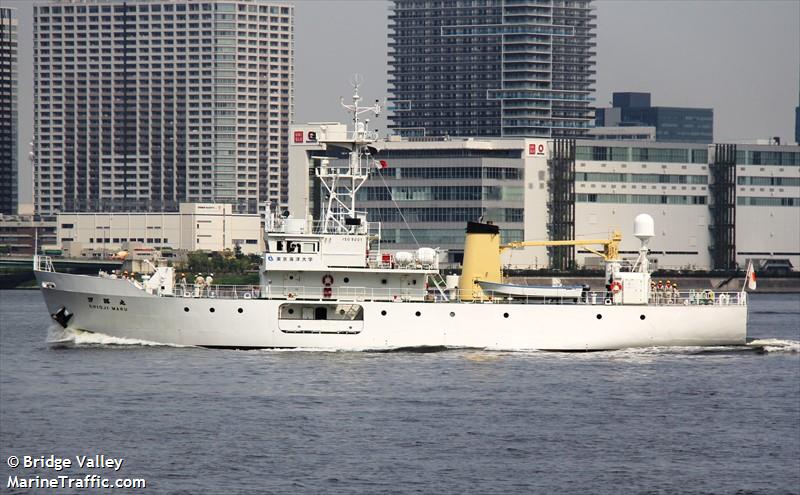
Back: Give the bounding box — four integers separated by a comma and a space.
458, 222, 502, 301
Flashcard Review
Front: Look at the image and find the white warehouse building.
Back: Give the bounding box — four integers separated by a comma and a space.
288, 125, 799, 271
57, 203, 263, 255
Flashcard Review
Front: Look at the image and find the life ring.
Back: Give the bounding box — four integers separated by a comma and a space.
604, 298, 613, 306
243, 292, 252, 300
610, 281, 623, 294
322, 274, 334, 286
718, 293, 730, 305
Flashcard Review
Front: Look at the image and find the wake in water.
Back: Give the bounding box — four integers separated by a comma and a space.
597, 339, 799, 356
746, 338, 800, 354
46, 325, 192, 349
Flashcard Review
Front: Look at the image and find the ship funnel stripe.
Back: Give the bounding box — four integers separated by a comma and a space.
466, 222, 500, 234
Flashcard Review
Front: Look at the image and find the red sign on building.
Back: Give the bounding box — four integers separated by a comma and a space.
293, 131, 304, 143
529, 143, 545, 155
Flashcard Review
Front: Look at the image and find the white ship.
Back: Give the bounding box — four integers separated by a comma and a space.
34, 84, 748, 351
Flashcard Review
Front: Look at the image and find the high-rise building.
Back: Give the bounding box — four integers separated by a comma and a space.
0, 7, 18, 215
33, 0, 293, 217
387, 0, 596, 139
794, 102, 799, 144
595, 92, 714, 144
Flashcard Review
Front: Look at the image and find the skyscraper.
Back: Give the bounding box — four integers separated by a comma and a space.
33, 0, 293, 216
0, 7, 18, 215
387, 0, 596, 139
795, 101, 799, 145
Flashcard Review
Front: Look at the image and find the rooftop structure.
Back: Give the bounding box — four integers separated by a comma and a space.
586, 126, 655, 142
595, 92, 713, 144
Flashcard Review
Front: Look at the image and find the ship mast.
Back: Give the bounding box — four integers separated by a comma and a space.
317, 75, 381, 233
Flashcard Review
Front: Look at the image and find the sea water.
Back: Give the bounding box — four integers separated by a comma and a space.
0, 290, 798, 494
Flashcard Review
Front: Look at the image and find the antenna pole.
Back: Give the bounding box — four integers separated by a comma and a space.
318, 77, 381, 234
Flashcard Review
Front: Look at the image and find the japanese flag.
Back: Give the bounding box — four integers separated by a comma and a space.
746, 261, 757, 290
379, 160, 389, 169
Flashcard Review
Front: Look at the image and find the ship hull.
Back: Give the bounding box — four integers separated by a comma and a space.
35, 271, 747, 351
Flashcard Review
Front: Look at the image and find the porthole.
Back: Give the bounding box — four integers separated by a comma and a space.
210, 308, 215, 313
289, 275, 294, 280
237, 308, 243, 314
184, 307, 189, 312
449, 312, 455, 317
339, 309, 345, 315
288, 308, 295, 315
640, 314, 646, 320
343, 277, 350, 283
381, 310, 387, 316
415, 311, 421, 317
503, 312, 509, 318
381, 279, 388, 285
412, 279, 417, 285
596, 314, 602, 320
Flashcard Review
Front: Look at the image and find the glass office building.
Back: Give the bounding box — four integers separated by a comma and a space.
33, 0, 293, 216
0, 7, 18, 215
595, 92, 714, 144
388, 0, 596, 139
360, 143, 525, 263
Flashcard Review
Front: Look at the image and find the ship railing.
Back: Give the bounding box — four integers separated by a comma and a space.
266, 217, 375, 236
33, 255, 55, 273
166, 284, 428, 302
365, 252, 439, 271
646, 289, 746, 306
446, 289, 746, 306
170, 284, 264, 300
162, 284, 746, 307
273, 285, 429, 302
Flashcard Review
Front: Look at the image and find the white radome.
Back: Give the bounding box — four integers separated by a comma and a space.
633, 213, 655, 242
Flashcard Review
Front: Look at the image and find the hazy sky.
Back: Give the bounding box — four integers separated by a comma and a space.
6, 0, 800, 205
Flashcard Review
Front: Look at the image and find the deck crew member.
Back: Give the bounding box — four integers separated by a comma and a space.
179, 274, 187, 291
205, 273, 214, 289
194, 273, 205, 297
